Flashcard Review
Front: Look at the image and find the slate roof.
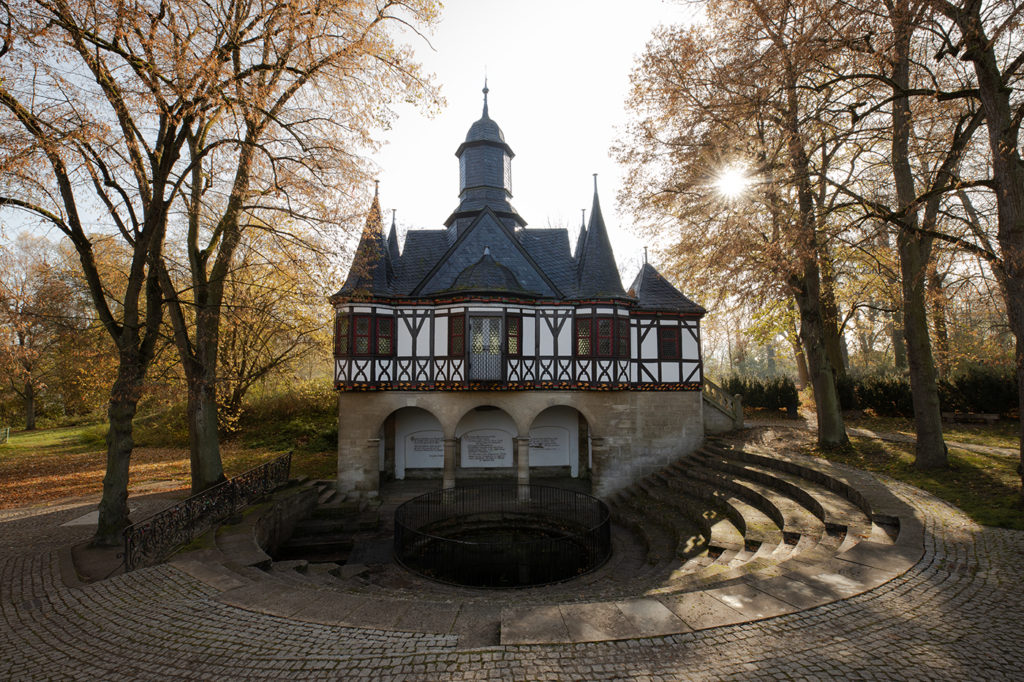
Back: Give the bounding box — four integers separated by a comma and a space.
574, 181, 628, 300
335, 192, 391, 298
517, 229, 576, 296
628, 263, 706, 314
332, 90, 704, 317
387, 211, 401, 264
445, 250, 535, 295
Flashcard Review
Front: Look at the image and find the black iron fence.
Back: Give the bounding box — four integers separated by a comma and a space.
394, 484, 611, 588
122, 451, 292, 571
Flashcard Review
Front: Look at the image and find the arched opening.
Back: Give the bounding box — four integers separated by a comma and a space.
380, 407, 444, 481
529, 406, 591, 480
454, 405, 518, 479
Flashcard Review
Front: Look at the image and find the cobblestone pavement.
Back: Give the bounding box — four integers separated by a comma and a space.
2, 477, 1022, 680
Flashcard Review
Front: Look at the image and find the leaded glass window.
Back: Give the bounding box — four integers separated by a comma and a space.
335, 313, 350, 356
597, 318, 613, 357
506, 316, 521, 356
576, 318, 592, 356
376, 317, 393, 356
353, 315, 371, 355
616, 318, 630, 358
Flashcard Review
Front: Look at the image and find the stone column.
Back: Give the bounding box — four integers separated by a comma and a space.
589, 437, 608, 497
364, 438, 381, 499
443, 437, 458, 490
515, 437, 530, 499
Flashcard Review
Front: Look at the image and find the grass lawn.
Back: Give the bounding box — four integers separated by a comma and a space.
845, 414, 1020, 450
0, 424, 337, 510
804, 437, 1023, 530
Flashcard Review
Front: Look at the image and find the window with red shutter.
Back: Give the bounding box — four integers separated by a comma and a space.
658, 325, 681, 360
449, 315, 465, 356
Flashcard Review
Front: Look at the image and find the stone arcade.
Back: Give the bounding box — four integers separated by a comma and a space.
332, 86, 706, 499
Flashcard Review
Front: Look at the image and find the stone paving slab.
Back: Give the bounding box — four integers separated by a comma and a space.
500, 605, 570, 644
393, 600, 462, 634
171, 558, 249, 592
560, 602, 638, 643
661, 591, 748, 629
702, 582, 798, 621
218, 581, 324, 618
615, 598, 691, 637
745, 573, 839, 610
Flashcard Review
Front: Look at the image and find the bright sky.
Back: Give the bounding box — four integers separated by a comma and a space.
375, 0, 700, 280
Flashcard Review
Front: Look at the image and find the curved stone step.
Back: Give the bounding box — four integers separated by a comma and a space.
690, 451, 826, 540
663, 464, 785, 549
608, 494, 677, 567
641, 477, 743, 555
704, 444, 874, 542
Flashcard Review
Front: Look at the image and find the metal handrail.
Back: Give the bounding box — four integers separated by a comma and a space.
122, 451, 292, 571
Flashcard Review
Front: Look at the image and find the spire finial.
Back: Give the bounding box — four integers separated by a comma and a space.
644, 246, 648, 264
391, 208, 396, 224
374, 179, 379, 197
482, 77, 489, 118
593, 173, 598, 193
581, 208, 586, 227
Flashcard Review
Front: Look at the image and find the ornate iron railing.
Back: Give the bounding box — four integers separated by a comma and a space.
394, 484, 611, 588
122, 451, 292, 571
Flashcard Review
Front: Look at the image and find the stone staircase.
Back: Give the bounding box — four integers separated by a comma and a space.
170, 439, 922, 646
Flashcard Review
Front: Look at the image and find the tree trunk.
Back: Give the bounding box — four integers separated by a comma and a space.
927, 264, 950, 377
899, 231, 948, 469
779, 62, 847, 448
793, 275, 848, 446
938, 1, 1024, 501
890, 1, 947, 470
186, 369, 225, 493
820, 254, 848, 380
24, 380, 35, 431
793, 336, 810, 390
184, 307, 226, 494
891, 305, 908, 371
93, 360, 143, 546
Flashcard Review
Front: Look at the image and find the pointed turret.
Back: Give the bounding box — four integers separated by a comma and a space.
575, 176, 626, 299
574, 208, 587, 260
336, 187, 392, 298
387, 209, 401, 264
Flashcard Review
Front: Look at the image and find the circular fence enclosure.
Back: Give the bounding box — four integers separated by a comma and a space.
394, 484, 612, 588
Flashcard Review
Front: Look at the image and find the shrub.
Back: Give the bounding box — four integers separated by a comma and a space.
939, 369, 1018, 415
855, 375, 913, 417
836, 375, 859, 411
724, 374, 799, 414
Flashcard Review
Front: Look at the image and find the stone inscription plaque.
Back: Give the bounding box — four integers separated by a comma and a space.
404, 430, 443, 469
528, 426, 570, 467
461, 429, 513, 467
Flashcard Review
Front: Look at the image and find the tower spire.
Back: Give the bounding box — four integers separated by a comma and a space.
482, 78, 489, 118
576, 174, 626, 298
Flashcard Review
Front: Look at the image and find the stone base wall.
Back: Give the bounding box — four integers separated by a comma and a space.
703, 397, 738, 434
337, 390, 703, 500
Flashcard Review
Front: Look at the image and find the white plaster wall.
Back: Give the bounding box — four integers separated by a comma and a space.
394, 408, 444, 479
455, 408, 517, 468
529, 406, 579, 476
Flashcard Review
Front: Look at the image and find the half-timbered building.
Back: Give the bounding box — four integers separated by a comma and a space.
332, 87, 707, 499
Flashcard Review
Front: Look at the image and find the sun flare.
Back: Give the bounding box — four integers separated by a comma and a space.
714, 166, 751, 199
